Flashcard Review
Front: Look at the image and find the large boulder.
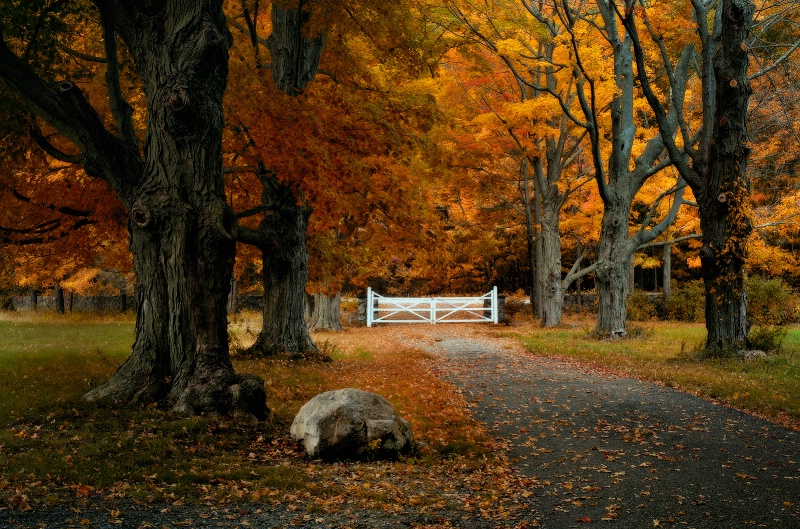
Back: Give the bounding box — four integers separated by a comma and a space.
290, 388, 413, 460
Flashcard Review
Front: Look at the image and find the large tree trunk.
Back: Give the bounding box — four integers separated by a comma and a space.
619, 0, 754, 354
595, 196, 632, 338
578, 3, 688, 339
82, 3, 266, 419
241, 174, 321, 358
700, 0, 754, 352
309, 292, 343, 332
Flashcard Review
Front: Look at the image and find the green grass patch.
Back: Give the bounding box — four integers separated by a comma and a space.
509, 320, 800, 428
0, 318, 134, 425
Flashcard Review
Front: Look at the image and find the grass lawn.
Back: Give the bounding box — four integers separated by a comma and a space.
500, 317, 800, 430
0, 314, 134, 424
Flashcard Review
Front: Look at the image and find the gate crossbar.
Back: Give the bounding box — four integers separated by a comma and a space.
366, 287, 498, 326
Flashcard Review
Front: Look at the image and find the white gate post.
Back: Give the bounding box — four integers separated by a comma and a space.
492, 286, 499, 324
366, 287, 373, 327
431, 297, 437, 324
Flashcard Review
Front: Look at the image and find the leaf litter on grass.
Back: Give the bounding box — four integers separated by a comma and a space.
1, 321, 543, 526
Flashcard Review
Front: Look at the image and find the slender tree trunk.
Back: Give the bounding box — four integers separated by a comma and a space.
228, 279, 238, 313
521, 160, 538, 317
539, 193, 563, 327
83, 3, 267, 419
55, 285, 65, 314
653, 261, 658, 292
29, 288, 37, 310
663, 242, 672, 302
533, 180, 544, 318
595, 196, 632, 338
309, 292, 343, 331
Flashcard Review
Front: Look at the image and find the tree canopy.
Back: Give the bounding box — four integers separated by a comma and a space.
1, 0, 799, 388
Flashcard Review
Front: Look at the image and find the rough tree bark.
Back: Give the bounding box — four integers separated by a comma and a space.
0, 2, 267, 418
233, 3, 326, 358
267, 1, 325, 95
237, 168, 323, 358
538, 173, 564, 327
623, 0, 755, 352
699, 0, 754, 350
594, 193, 633, 338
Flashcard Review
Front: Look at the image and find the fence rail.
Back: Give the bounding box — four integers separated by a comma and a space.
366, 287, 499, 326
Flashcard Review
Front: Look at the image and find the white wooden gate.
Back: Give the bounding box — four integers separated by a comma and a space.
366, 287, 498, 326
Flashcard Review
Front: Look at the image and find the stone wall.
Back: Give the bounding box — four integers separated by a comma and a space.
9, 292, 276, 313
12, 294, 134, 313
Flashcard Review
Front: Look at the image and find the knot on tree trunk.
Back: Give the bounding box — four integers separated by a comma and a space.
168, 87, 189, 112
57, 80, 76, 93
131, 206, 150, 228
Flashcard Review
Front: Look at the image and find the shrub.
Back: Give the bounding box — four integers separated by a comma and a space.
340, 298, 359, 313
748, 325, 788, 353
747, 276, 793, 326
502, 297, 527, 322
627, 291, 659, 321
663, 280, 705, 322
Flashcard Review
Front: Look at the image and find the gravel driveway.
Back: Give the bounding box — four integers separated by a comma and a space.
412, 326, 800, 529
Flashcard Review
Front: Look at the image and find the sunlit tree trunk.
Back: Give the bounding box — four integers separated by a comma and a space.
309, 292, 343, 331
521, 159, 539, 318
594, 195, 632, 337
